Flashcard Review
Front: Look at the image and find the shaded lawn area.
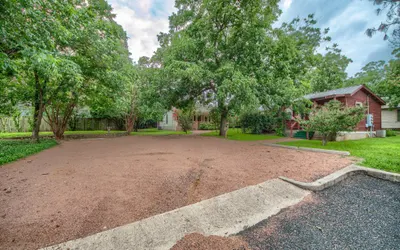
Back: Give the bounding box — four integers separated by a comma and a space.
279, 136, 400, 173
131, 128, 190, 136
0, 130, 124, 139
201, 128, 282, 141
0, 139, 58, 165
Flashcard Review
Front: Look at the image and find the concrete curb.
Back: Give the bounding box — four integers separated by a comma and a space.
263, 143, 350, 156
42, 179, 310, 250
279, 164, 400, 191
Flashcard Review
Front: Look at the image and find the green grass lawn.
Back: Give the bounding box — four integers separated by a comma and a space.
0, 139, 58, 165
0, 130, 124, 139
130, 128, 190, 136
280, 136, 400, 173
201, 128, 282, 141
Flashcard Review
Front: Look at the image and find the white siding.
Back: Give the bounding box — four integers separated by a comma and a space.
158, 111, 178, 130
382, 109, 400, 129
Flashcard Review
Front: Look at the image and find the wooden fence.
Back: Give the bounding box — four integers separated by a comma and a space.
0, 117, 124, 133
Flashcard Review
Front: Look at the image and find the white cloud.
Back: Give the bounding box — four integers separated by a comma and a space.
279, 0, 394, 76
320, 0, 392, 75
108, 0, 175, 63
282, 0, 292, 10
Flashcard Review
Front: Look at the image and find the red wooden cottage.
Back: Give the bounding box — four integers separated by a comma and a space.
287, 85, 386, 140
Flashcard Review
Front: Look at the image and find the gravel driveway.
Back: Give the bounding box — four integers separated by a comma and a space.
239, 174, 400, 249
0, 135, 351, 249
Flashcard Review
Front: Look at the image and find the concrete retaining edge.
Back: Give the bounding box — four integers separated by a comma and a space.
279, 164, 400, 191
41, 179, 310, 250
262, 143, 351, 156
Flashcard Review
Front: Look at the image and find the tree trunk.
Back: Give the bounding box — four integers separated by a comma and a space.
32, 72, 44, 143
134, 117, 139, 132
219, 109, 228, 137
53, 128, 65, 140
45, 102, 76, 141
125, 115, 135, 134
322, 134, 327, 146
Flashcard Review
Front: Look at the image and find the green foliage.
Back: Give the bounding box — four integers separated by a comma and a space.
198, 123, 215, 130
297, 100, 365, 145
386, 129, 397, 137
201, 128, 282, 141
384, 49, 400, 107
346, 60, 386, 92
158, 0, 281, 136
308, 44, 353, 92
11, 110, 22, 132
0, 139, 58, 165
348, 48, 399, 108
240, 112, 275, 134
0, 131, 124, 139
130, 128, 189, 136
280, 136, 400, 173
1, 0, 132, 140
177, 109, 193, 134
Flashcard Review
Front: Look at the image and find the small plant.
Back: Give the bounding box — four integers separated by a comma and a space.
240, 112, 275, 134
199, 123, 215, 130
209, 108, 221, 131
297, 100, 365, 145
27, 116, 34, 132
11, 111, 23, 132
386, 129, 397, 137
177, 109, 193, 134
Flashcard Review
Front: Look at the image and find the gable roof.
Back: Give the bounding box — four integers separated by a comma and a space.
304, 85, 361, 100
304, 85, 386, 105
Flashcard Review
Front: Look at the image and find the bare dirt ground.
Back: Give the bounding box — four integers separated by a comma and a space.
0, 135, 352, 250
171, 233, 249, 250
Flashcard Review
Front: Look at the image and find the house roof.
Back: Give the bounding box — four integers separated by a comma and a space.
304, 85, 386, 105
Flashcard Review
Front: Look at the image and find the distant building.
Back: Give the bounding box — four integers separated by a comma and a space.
158, 107, 211, 131
287, 85, 386, 140
381, 104, 400, 129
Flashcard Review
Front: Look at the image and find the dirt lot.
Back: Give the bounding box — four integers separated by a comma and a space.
0, 135, 352, 249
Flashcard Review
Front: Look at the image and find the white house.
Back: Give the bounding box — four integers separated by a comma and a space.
158, 107, 211, 131
158, 109, 179, 131
381, 105, 400, 129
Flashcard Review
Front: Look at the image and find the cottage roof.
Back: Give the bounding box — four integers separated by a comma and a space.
303, 85, 386, 105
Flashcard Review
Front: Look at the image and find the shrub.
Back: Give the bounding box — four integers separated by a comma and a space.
386, 129, 397, 137
240, 112, 275, 134
177, 110, 193, 134
297, 100, 365, 145
199, 123, 216, 130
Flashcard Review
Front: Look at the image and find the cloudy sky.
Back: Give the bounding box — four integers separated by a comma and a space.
107, 0, 394, 76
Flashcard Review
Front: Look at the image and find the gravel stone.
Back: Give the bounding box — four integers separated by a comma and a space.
239, 174, 400, 250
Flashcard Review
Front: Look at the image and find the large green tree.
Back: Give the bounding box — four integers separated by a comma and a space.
346, 60, 386, 92
157, 0, 280, 136
1, 0, 131, 140
383, 48, 400, 107
308, 44, 353, 93
257, 15, 331, 119
347, 49, 399, 107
